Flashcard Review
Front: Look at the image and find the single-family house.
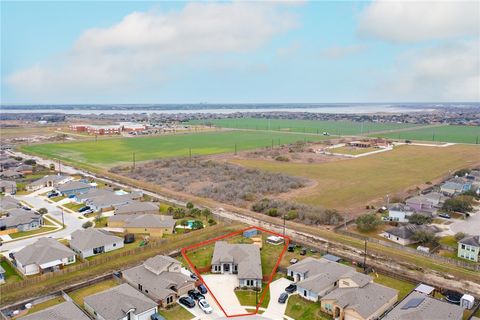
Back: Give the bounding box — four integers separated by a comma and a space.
288, 257, 368, 301
123, 255, 195, 307
108, 214, 176, 237
320, 281, 398, 320
0, 158, 20, 170
211, 241, 262, 288
0, 265, 5, 284
18, 301, 91, 320
88, 193, 136, 212
0, 196, 21, 212
440, 179, 471, 196
0, 209, 42, 235
84, 283, 158, 320
422, 191, 447, 207
114, 201, 159, 215
387, 204, 414, 222
14, 165, 33, 174
0, 170, 23, 179
0, 180, 16, 195
14, 237, 76, 275
70, 228, 124, 259
27, 175, 71, 191
405, 196, 436, 214
381, 224, 440, 246
383, 291, 463, 320
458, 235, 480, 262
56, 180, 95, 196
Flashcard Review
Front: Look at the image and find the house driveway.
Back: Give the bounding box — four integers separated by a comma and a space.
261, 277, 293, 320
450, 208, 480, 235
201, 274, 246, 316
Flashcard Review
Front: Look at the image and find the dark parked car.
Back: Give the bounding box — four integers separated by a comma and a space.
188, 289, 205, 301
278, 292, 289, 304
78, 206, 91, 212
190, 273, 199, 280
285, 284, 297, 293
179, 297, 196, 308
439, 213, 451, 219
198, 284, 208, 294
124, 233, 135, 244
287, 244, 295, 252
47, 192, 59, 198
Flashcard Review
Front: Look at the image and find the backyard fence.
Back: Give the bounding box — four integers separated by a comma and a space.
336, 229, 480, 272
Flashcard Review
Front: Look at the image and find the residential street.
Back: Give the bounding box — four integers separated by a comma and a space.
450, 208, 480, 235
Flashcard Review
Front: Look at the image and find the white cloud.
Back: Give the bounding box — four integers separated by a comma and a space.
6, 2, 297, 99
374, 41, 480, 101
358, 0, 480, 42
319, 44, 366, 59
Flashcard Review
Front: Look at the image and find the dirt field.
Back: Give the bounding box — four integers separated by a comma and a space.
231, 144, 480, 213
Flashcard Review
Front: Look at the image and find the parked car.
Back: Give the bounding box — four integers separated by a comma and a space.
179, 297, 196, 308
190, 273, 199, 280
285, 284, 297, 293
198, 284, 208, 294
289, 258, 298, 265
68, 194, 76, 198
188, 290, 205, 301
82, 209, 94, 215
278, 292, 289, 304
198, 299, 213, 314
438, 213, 451, 219
150, 313, 166, 320
287, 244, 295, 252
47, 192, 59, 198
78, 206, 90, 212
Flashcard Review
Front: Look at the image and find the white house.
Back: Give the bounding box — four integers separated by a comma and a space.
69, 228, 124, 259
387, 204, 414, 222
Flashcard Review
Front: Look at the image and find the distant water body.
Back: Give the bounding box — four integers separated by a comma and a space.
0, 105, 435, 115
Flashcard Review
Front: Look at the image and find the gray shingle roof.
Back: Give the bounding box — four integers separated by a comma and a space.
57, 181, 92, 193
114, 201, 159, 214
2, 210, 41, 228
15, 237, 75, 266
109, 214, 176, 228
123, 255, 194, 300
29, 175, 68, 187
383, 291, 463, 320
143, 255, 179, 275
70, 228, 123, 251
212, 241, 262, 279
459, 235, 480, 247
0, 196, 21, 211
385, 224, 440, 240
18, 301, 90, 320
84, 283, 157, 320
321, 282, 398, 318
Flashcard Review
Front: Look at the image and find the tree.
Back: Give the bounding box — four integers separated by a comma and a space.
266, 208, 279, 217
173, 208, 186, 219
442, 196, 473, 213
356, 213, 380, 232
166, 206, 175, 215
454, 169, 470, 177
38, 208, 48, 215
454, 232, 466, 241
82, 221, 93, 229
191, 220, 204, 230
208, 218, 217, 226
202, 208, 212, 219
407, 214, 432, 225
412, 230, 437, 245
325, 209, 342, 225
186, 202, 194, 209
189, 208, 201, 217
23, 159, 36, 166
285, 210, 298, 221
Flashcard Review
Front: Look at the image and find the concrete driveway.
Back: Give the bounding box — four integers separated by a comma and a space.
450, 209, 480, 235
262, 277, 293, 320
201, 274, 247, 316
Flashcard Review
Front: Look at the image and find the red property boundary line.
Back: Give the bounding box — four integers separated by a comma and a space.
181, 225, 290, 318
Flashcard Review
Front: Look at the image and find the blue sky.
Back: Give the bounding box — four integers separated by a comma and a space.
1, 1, 479, 104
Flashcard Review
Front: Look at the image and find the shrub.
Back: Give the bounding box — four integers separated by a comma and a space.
208, 218, 217, 226
412, 230, 437, 246
356, 213, 380, 232
454, 232, 466, 241
191, 220, 204, 230
23, 159, 36, 166
186, 202, 194, 209
173, 208, 186, 219
82, 221, 93, 229
275, 156, 290, 162
285, 210, 298, 220
188, 208, 201, 217
407, 214, 432, 225
443, 196, 473, 213
266, 208, 279, 217
38, 208, 48, 215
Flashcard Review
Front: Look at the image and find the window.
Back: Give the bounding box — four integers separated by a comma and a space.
461, 244, 466, 249
113, 243, 116, 247
138, 284, 143, 291
67, 256, 74, 263
290, 271, 293, 277
304, 290, 307, 297
167, 296, 173, 304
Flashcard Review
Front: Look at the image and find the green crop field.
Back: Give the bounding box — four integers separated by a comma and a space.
189, 118, 420, 135
370, 125, 480, 144
21, 130, 329, 168
233, 144, 480, 210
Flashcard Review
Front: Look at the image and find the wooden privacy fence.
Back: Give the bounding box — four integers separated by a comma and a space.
336, 229, 480, 272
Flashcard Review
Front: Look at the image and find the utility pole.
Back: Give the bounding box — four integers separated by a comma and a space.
58, 159, 61, 174
363, 239, 368, 272
132, 152, 136, 171
61, 208, 65, 228
283, 213, 286, 238
234, 144, 237, 155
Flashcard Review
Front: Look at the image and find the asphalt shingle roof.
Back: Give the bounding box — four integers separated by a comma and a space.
70, 228, 123, 251
18, 301, 90, 320
109, 214, 176, 229
15, 237, 75, 266
114, 201, 159, 214
212, 241, 262, 280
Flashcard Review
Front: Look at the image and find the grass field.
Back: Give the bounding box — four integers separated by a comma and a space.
68, 279, 119, 306
285, 295, 330, 320
371, 125, 480, 144
158, 304, 194, 320
0, 261, 22, 284
21, 130, 330, 168
233, 144, 480, 209
328, 146, 378, 155
189, 118, 420, 136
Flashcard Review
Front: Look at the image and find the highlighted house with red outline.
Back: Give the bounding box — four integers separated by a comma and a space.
182, 226, 290, 318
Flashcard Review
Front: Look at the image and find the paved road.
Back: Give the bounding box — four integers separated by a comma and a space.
0, 192, 84, 253
450, 208, 480, 235
261, 278, 293, 320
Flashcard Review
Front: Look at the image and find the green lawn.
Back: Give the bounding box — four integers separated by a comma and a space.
371, 273, 415, 300
50, 195, 66, 202
329, 146, 379, 155
62, 202, 84, 212
68, 279, 119, 306
158, 304, 194, 320
439, 235, 458, 248
285, 295, 331, 320
0, 260, 22, 284
371, 125, 480, 144
21, 130, 330, 168
9, 226, 57, 239
235, 284, 270, 308
181, 244, 215, 269
190, 118, 419, 136
24, 296, 65, 315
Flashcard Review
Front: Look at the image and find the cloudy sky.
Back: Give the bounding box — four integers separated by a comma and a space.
1, 0, 479, 104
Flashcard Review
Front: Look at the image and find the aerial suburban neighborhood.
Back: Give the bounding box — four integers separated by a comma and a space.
1, 1, 480, 320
